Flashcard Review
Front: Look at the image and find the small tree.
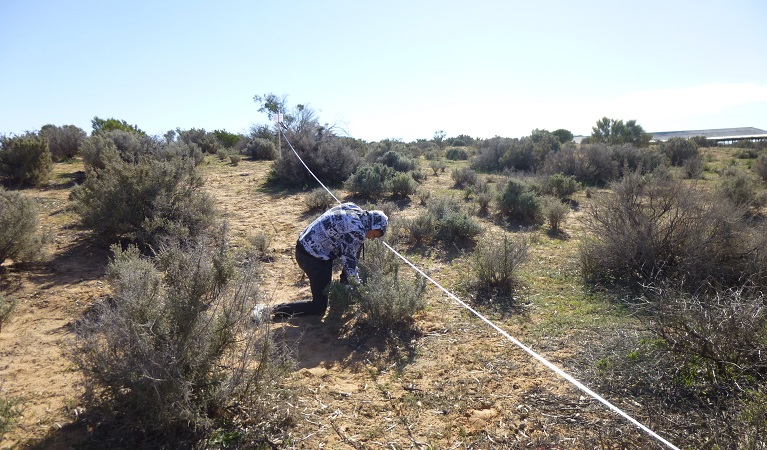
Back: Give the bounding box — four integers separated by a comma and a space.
91, 116, 145, 135
590, 117, 651, 147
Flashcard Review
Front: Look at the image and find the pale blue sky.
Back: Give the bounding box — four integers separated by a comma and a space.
1, 0, 765, 141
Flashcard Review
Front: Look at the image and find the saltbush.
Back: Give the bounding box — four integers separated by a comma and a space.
0, 133, 52, 186
245, 137, 278, 160
451, 167, 477, 188
379, 150, 417, 172
405, 196, 481, 243
40, 124, 87, 161
344, 163, 394, 198
304, 188, 338, 212
0, 187, 45, 264
71, 237, 292, 441
470, 232, 529, 300
497, 178, 542, 224
328, 239, 426, 329
542, 143, 618, 186
580, 171, 765, 288
445, 147, 469, 160
542, 196, 570, 233
543, 173, 581, 199
80, 130, 159, 170
387, 172, 417, 197
661, 137, 700, 166
270, 130, 361, 187
70, 156, 215, 249
718, 166, 767, 208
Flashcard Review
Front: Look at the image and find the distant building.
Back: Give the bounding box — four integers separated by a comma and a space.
573, 127, 767, 145
649, 127, 767, 145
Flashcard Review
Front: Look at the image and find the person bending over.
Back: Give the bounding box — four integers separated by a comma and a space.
253, 202, 387, 321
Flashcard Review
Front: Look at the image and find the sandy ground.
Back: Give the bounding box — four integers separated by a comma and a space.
0, 157, 658, 449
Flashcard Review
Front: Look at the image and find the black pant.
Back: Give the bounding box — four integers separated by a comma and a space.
273, 241, 334, 317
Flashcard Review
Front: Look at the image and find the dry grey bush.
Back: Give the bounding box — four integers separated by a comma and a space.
71, 234, 293, 441
580, 171, 760, 288
470, 232, 529, 300
0, 187, 45, 264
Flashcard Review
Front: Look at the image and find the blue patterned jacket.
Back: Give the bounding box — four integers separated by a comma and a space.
298, 203, 369, 282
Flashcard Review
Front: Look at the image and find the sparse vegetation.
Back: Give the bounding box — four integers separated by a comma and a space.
470, 232, 529, 300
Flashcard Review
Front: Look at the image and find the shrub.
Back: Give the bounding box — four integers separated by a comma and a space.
427, 196, 481, 242
379, 150, 417, 172
580, 171, 763, 288
475, 190, 493, 214
270, 132, 361, 187
542, 196, 570, 233
661, 137, 700, 166
683, 154, 705, 179
415, 188, 431, 205
470, 232, 529, 300
344, 163, 394, 198
157, 141, 205, 166
445, 147, 469, 160
0, 133, 52, 185
0, 292, 16, 332
245, 137, 278, 160
70, 156, 215, 249
647, 284, 767, 387
176, 128, 220, 154
755, 152, 767, 182
0, 390, 22, 441
429, 159, 446, 175
387, 172, 417, 197
329, 239, 426, 329
451, 167, 477, 188
406, 212, 437, 243
471, 137, 513, 172
80, 130, 159, 170
718, 166, 766, 208
304, 188, 338, 212
71, 237, 293, 441
0, 188, 45, 264
497, 178, 542, 224
229, 153, 241, 166
40, 124, 87, 161
542, 142, 618, 186
543, 173, 581, 199
611, 144, 665, 177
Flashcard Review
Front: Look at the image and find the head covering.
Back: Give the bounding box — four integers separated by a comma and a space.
365, 210, 388, 236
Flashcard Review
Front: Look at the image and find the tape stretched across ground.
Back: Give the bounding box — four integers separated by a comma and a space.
277, 124, 681, 450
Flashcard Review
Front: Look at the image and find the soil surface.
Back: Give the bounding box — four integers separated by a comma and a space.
1, 158, 658, 449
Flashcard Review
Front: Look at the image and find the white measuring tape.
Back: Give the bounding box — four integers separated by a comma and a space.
277, 125, 681, 450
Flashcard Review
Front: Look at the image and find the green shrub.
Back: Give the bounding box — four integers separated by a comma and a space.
0, 133, 52, 185
70, 156, 215, 249
475, 190, 493, 214
497, 178, 542, 224
719, 166, 766, 208
406, 212, 437, 243
229, 154, 241, 166
0, 188, 45, 264
344, 163, 394, 198
445, 147, 469, 160
40, 124, 87, 161
661, 137, 700, 166
245, 137, 278, 160
470, 232, 529, 300
405, 196, 482, 243
387, 172, 417, 197
543, 173, 581, 199
71, 237, 292, 441
216, 148, 229, 161
0, 389, 22, 441
683, 154, 705, 179
176, 128, 220, 154
379, 150, 417, 172
328, 240, 426, 329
